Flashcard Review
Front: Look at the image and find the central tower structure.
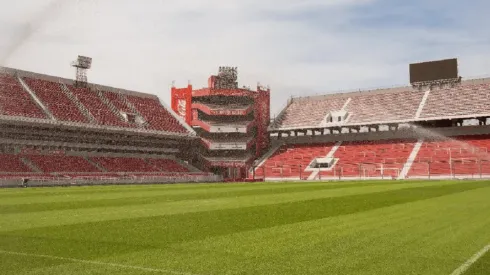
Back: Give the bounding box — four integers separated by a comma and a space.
171, 67, 270, 180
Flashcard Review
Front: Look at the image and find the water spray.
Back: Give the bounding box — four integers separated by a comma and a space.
0, 0, 68, 66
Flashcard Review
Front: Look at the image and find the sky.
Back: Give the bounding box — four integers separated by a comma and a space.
1, 0, 489, 117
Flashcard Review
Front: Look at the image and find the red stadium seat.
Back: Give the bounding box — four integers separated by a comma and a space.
0, 74, 46, 119
27, 155, 101, 173
148, 158, 189, 172
67, 85, 130, 127
126, 95, 187, 133
23, 77, 89, 123
90, 157, 159, 172
0, 154, 34, 173
408, 135, 490, 177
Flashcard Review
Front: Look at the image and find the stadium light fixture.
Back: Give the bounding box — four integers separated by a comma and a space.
71, 55, 92, 87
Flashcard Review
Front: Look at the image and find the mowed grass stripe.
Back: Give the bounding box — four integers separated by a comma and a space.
4, 181, 488, 250
0, 180, 370, 199
1, 181, 490, 275
0, 181, 398, 206
0, 182, 401, 213
162, 186, 490, 275
0, 181, 457, 232
0, 180, 437, 201
0, 249, 199, 275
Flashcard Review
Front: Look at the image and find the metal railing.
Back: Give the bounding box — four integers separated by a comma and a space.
0, 173, 222, 188
247, 159, 490, 181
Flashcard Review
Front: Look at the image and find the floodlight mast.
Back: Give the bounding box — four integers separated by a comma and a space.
215, 66, 238, 89
71, 55, 92, 87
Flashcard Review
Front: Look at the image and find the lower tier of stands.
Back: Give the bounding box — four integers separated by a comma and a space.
253, 135, 490, 180
408, 136, 490, 177
0, 153, 202, 180
320, 140, 416, 178
253, 143, 335, 179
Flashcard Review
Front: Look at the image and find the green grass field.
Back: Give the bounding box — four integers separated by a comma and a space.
1, 180, 490, 275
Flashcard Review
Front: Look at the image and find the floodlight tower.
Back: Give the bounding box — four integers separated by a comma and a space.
71, 55, 92, 87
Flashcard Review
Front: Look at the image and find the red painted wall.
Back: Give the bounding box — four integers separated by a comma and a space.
254, 87, 271, 158
170, 85, 193, 125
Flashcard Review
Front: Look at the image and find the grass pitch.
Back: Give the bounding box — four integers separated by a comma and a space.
1, 180, 490, 275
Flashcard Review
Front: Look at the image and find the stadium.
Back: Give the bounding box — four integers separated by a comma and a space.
1, 57, 490, 185
1, 52, 490, 274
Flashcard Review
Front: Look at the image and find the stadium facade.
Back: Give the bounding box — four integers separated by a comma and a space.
171, 67, 270, 180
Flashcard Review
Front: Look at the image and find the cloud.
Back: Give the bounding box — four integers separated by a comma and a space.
1, 0, 489, 116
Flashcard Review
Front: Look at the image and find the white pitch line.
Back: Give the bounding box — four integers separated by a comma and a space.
450, 244, 490, 275
0, 249, 202, 275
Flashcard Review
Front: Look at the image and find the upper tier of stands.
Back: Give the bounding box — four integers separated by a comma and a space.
271, 79, 490, 130
126, 95, 188, 133
0, 74, 46, 119
276, 97, 345, 128
66, 84, 130, 127
420, 83, 490, 118
346, 91, 423, 124
23, 77, 89, 123
105, 91, 134, 113
0, 69, 191, 136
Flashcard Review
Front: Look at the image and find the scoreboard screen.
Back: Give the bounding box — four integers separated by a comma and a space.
410, 58, 458, 83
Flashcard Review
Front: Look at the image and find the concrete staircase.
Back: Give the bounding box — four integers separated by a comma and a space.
83, 156, 107, 172
143, 158, 164, 172
95, 88, 126, 121
17, 75, 56, 120
250, 141, 284, 174
60, 83, 97, 124
174, 158, 202, 173
20, 157, 42, 173
415, 89, 431, 119
341, 98, 352, 111
119, 93, 146, 128
398, 139, 424, 179
119, 93, 140, 115
308, 141, 343, 180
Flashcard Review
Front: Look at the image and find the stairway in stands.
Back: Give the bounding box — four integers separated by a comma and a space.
254, 143, 336, 179
308, 141, 343, 180
398, 139, 424, 179
250, 142, 284, 174
17, 76, 55, 120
